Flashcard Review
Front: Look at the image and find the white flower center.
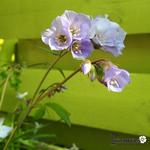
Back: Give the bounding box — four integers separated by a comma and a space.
70, 26, 80, 36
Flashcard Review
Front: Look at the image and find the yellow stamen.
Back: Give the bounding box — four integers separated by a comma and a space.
56, 35, 67, 45
72, 42, 80, 51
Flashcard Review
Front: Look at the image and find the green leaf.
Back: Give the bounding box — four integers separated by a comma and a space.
9, 71, 22, 90
94, 64, 104, 80
18, 139, 35, 149
0, 70, 8, 80
32, 134, 56, 140
34, 105, 46, 120
46, 102, 71, 126
56, 68, 66, 79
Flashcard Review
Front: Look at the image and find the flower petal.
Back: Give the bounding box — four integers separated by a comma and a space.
89, 16, 126, 56
103, 65, 130, 92
81, 61, 92, 75
63, 10, 91, 40
71, 39, 93, 60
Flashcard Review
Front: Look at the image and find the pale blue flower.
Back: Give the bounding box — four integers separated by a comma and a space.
42, 16, 72, 50
89, 15, 126, 56
41, 10, 93, 59
81, 61, 96, 81
71, 39, 93, 60
0, 118, 13, 139
103, 65, 130, 92
81, 60, 92, 75
63, 10, 91, 40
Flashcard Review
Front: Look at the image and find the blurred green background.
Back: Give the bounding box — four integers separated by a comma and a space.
0, 0, 150, 149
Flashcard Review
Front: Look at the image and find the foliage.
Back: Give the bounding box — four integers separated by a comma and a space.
0, 63, 22, 91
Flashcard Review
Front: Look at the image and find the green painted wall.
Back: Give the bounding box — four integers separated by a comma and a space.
0, 0, 150, 149
0, 0, 150, 38
16, 34, 150, 73
2, 69, 150, 137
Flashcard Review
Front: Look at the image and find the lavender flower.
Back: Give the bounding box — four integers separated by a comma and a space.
81, 60, 92, 75
63, 10, 91, 40
71, 39, 93, 60
81, 61, 96, 81
41, 16, 72, 50
89, 15, 126, 56
103, 65, 130, 92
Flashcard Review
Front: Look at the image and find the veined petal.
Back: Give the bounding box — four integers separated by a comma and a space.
41, 28, 53, 45
81, 60, 92, 75
63, 10, 91, 40
103, 65, 130, 92
49, 28, 72, 50
89, 16, 126, 56
52, 16, 69, 30
71, 39, 93, 60
41, 15, 72, 50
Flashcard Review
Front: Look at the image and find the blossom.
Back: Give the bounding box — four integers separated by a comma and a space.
71, 39, 93, 60
0, 118, 13, 139
89, 15, 126, 56
81, 61, 96, 81
16, 91, 28, 100
81, 60, 92, 75
102, 65, 130, 92
63, 10, 91, 40
41, 16, 72, 50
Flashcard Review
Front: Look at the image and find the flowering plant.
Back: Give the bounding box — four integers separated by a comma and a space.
0, 10, 130, 149
42, 10, 130, 92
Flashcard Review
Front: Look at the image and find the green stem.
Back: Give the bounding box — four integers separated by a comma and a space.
0, 79, 6, 87
3, 58, 103, 150
36, 58, 105, 103
33, 68, 81, 106
0, 74, 11, 110
3, 51, 68, 150
32, 50, 69, 102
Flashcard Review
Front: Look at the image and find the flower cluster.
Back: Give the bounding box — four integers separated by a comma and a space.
82, 60, 130, 92
42, 10, 130, 92
42, 10, 126, 59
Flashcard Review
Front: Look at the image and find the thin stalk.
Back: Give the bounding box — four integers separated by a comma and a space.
36, 68, 81, 102
32, 50, 69, 102
3, 50, 68, 150
3, 58, 103, 150
0, 79, 6, 87
36, 58, 105, 103
0, 74, 11, 110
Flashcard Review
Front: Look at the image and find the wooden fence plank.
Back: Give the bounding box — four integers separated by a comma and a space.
0, 0, 150, 38
2, 69, 150, 137
15, 34, 150, 73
